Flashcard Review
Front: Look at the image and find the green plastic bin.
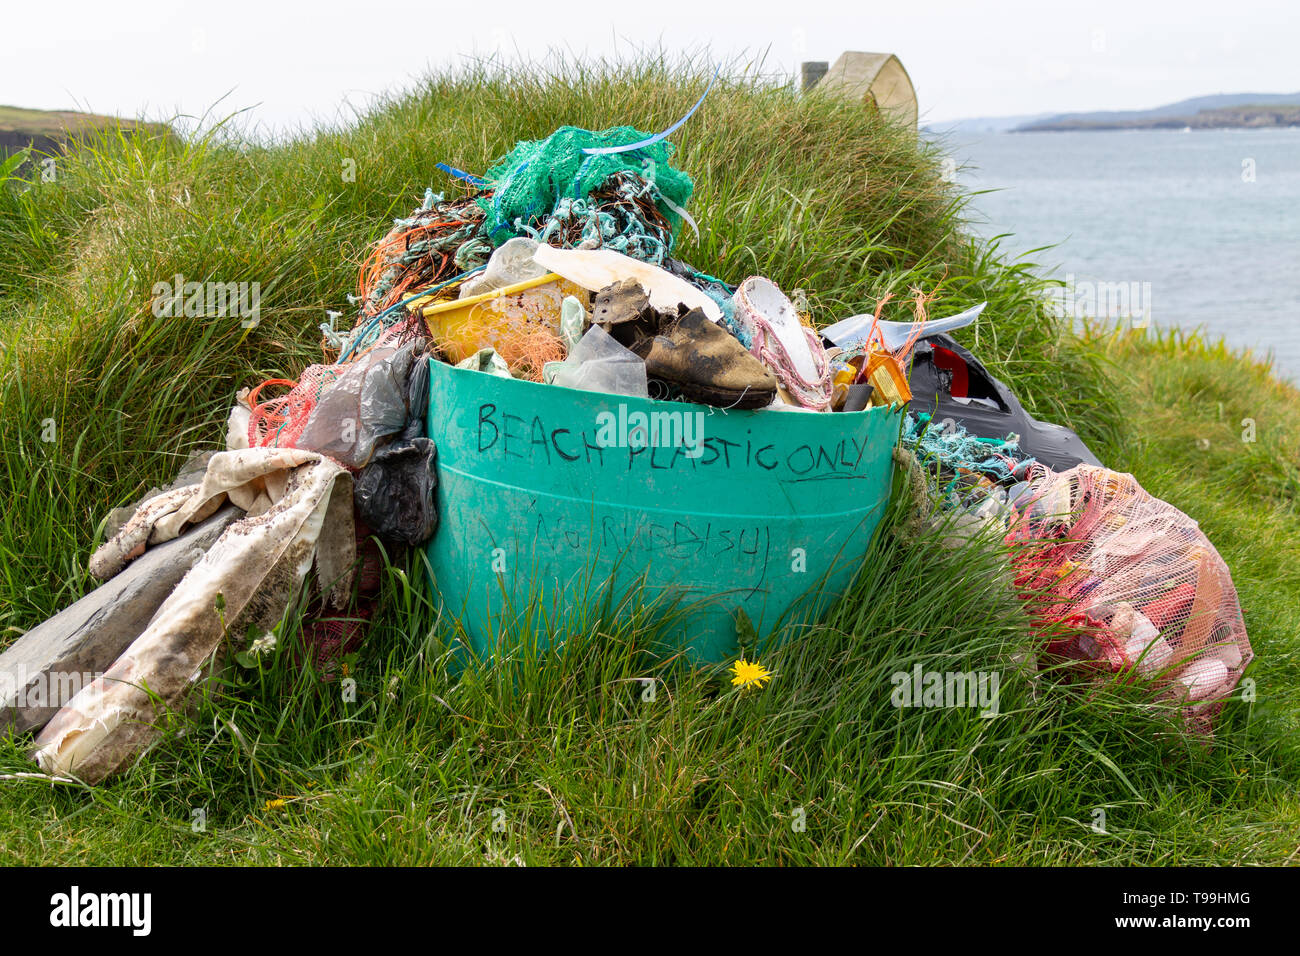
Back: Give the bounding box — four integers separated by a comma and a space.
424, 359, 900, 663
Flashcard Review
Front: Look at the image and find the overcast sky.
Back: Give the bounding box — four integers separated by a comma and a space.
4, 0, 1296, 130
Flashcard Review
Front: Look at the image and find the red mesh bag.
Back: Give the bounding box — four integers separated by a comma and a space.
301, 522, 386, 678
247, 316, 423, 453
247, 364, 341, 449
302, 604, 372, 680
352, 519, 385, 596
1006, 464, 1252, 729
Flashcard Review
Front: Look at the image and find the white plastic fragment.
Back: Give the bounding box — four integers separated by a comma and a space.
531, 245, 722, 322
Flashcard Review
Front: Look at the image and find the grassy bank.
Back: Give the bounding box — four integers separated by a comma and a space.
0, 59, 1295, 865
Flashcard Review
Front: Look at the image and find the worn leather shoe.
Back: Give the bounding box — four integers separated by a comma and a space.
633, 309, 777, 409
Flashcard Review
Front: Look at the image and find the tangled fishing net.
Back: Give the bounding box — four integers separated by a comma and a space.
1006, 463, 1252, 728
478, 126, 694, 248
524, 171, 677, 265
902, 413, 1029, 490
355, 190, 491, 320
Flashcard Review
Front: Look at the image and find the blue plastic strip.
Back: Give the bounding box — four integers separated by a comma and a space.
336, 267, 485, 364
580, 68, 720, 155
436, 162, 486, 186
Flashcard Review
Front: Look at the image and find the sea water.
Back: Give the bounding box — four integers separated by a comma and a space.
947, 128, 1300, 382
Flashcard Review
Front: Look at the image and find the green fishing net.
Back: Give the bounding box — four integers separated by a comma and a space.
477, 125, 694, 247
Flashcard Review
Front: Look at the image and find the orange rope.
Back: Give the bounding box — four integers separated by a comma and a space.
246, 378, 298, 409
357, 219, 461, 317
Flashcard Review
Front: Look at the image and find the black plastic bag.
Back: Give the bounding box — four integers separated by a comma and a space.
354, 437, 438, 548
353, 353, 439, 548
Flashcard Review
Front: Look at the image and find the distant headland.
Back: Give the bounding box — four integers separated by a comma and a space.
0, 105, 168, 158
1016, 91, 1300, 132
929, 91, 1300, 135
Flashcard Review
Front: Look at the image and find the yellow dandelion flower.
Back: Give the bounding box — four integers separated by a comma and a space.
264, 798, 287, 811
730, 658, 772, 690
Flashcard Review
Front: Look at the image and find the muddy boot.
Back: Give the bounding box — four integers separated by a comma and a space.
634, 309, 777, 409
593, 278, 658, 329
591, 278, 667, 355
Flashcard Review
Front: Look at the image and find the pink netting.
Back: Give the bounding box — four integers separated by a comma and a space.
247, 320, 419, 450
246, 365, 341, 449
1006, 464, 1252, 729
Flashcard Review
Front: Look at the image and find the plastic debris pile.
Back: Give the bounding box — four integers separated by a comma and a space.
236, 108, 1256, 738
5, 105, 909, 783
0, 89, 1254, 787
291, 118, 919, 422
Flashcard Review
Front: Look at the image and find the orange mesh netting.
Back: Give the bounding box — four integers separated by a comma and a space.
447, 310, 566, 382
1006, 464, 1252, 728
246, 368, 340, 450
248, 319, 423, 451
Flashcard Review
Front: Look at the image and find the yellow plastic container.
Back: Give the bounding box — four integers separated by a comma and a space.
416, 274, 588, 363
866, 349, 912, 406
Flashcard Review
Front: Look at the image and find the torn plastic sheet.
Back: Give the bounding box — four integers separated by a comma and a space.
546, 323, 648, 397
296, 342, 420, 469
823, 301, 987, 353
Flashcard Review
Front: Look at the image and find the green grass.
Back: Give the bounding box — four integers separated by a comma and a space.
0, 56, 1295, 865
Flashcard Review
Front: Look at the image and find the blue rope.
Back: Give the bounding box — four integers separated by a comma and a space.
436, 162, 486, 186
580, 68, 719, 156
336, 268, 484, 364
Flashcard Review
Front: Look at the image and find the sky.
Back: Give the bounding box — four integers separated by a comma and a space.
3, 0, 1296, 131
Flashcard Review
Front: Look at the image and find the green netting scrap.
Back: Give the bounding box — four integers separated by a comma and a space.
477, 125, 694, 247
